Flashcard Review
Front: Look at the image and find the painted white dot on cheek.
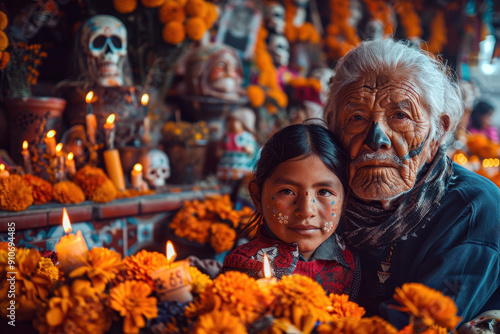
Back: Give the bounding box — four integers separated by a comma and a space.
323, 221, 334, 232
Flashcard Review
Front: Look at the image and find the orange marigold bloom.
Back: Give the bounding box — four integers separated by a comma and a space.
307, 77, 322, 92
247, 85, 266, 107
122, 250, 170, 288
0, 11, 8, 30
110, 280, 158, 334
317, 316, 398, 334
328, 293, 365, 319
73, 165, 108, 197
0, 174, 33, 211
0, 51, 10, 69
92, 178, 117, 203
185, 0, 207, 18
52, 181, 85, 204
267, 88, 288, 108
0, 30, 8, 51
189, 266, 212, 294
209, 223, 236, 254
284, 24, 297, 42
141, 0, 165, 8
193, 310, 247, 334
113, 0, 138, 14
203, 2, 218, 28
159, 1, 186, 23
23, 174, 53, 204
186, 17, 207, 41
392, 282, 461, 330
163, 21, 186, 44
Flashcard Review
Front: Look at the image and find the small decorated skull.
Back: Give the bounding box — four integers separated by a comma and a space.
268, 34, 290, 67
459, 310, 500, 334
81, 15, 128, 87
265, 3, 285, 34
139, 149, 170, 189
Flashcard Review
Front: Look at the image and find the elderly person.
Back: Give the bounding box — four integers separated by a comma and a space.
325, 39, 500, 327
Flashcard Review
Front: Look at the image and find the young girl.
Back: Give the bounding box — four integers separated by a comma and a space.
220, 123, 358, 297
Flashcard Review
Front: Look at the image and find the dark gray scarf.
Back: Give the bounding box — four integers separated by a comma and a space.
343, 147, 452, 249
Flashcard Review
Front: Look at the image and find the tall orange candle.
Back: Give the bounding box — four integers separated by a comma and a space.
55, 208, 88, 274
45, 130, 56, 156
103, 149, 126, 191
65, 152, 76, 177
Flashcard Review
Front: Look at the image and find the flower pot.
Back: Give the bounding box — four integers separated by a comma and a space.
4, 96, 66, 178
164, 141, 207, 185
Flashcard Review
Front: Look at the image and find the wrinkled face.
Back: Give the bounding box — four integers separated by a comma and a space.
266, 4, 285, 34
333, 72, 433, 201
257, 155, 344, 260
268, 35, 290, 67
208, 53, 243, 97
82, 15, 127, 87
141, 149, 170, 188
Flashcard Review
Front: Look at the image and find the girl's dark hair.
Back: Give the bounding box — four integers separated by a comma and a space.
241, 121, 349, 239
469, 101, 494, 130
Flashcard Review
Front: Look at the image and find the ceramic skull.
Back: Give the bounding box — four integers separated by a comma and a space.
268, 34, 290, 67
81, 15, 128, 87
139, 149, 170, 188
459, 310, 500, 334
265, 3, 285, 34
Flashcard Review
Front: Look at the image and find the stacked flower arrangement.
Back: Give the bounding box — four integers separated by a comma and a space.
170, 194, 254, 254
0, 234, 462, 334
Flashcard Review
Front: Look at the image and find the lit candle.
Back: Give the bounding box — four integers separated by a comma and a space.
55, 207, 89, 275
151, 241, 193, 303
66, 152, 76, 178
55, 143, 66, 182
141, 93, 149, 118
45, 130, 56, 156
85, 91, 97, 145
21, 141, 32, 175
256, 253, 278, 303
131, 163, 147, 190
141, 94, 151, 144
103, 114, 116, 149
0, 164, 9, 178
103, 148, 126, 192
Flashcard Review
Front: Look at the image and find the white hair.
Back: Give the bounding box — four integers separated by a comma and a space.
324, 39, 464, 144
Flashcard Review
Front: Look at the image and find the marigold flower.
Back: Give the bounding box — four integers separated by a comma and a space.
23, 174, 53, 204
284, 24, 297, 42
328, 293, 365, 319
113, 0, 138, 14
203, 2, 218, 28
70, 247, 123, 292
92, 178, 117, 203
110, 280, 158, 334
247, 85, 266, 107
185, 0, 207, 18
193, 310, 247, 334
0, 30, 8, 51
186, 17, 207, 41
0, 51, 9, 69
0, 11, 8, 30
210, 223, 236, 254
392, 282, 461, 330
317, 316, 398, 334
267, 88, 288, 108
73, 165, 108, 197
189, 266, 212, 294
141, 0, 166, 8
121, 249, 170, 288
0, 174, 33, 211
159, 1, 186, 23
163, 21, 186, 45
53, 180, 85, 204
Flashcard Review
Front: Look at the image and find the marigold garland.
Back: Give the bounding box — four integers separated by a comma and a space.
209, 223, 236, 254
247, 84, 266, 107
362, 0, 395, 37
325, 0, 362, 61
163, 21, 186, 45
52, 180, 85, 204
185, 0, 207, 18
0, 30, 8, 51
23, 174, 53, 205
193, 310, 247, 334
0, 11, 7, 30
185, 17, 207, 41
0, 174, 34, 212
203, 2, 218, 28
283, 0, 320, 44
113, 0, 138, 14
425, 9, 447, 54
394, 1, 422, 40
159, 1, 186, 23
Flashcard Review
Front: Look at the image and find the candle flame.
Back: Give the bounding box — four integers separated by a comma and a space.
263, 253, 271, 278
0, 164, 4, 171
133, 163, 143, 172
85, 91, 94, 103
62, 207, 72, 233
166, 241, 176, 262
106, 114, 115, 125
23, 141, 28, 150
47, 130, 56, 138
141, 94, 149, 106
56, 143, 63, 153
68, 152, 74, 160
494, 158, 499, 167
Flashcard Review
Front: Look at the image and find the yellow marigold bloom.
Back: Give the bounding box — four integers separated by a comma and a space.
317, 316, 398, 334
53, 180, 85, 204
23, 174, 53, 204
272, 274, 331, 333
186, 17, 207, 41
37, 257, 60, 282
189, 266, 212, 294
0, 11, 8, 30
393, 282, 461, 330
328, 293, 365, 319
110, 280, 158, 334
34, 279, 112, 334
122, 249, 170, 288
203, 2, 218, 28
0, 30, 8, 51
70, 247, 123, 292
159, 1, 186, 23
113, 0, 138, 14
92, 178, 117, 203
0, 51, 10, 69
193, 310, 247, 334
210, 223, 236, 254
0, 174, 33, 212
141, 0, 165, 8
185, 0, 207, 18
247, 85, 266, 107
163, 21, 186, 45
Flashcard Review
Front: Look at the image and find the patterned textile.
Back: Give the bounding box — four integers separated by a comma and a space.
343, 147, 452, 249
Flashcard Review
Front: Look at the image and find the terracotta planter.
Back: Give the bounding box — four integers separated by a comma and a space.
4, 96, 66, 177
164, 141, 207, 185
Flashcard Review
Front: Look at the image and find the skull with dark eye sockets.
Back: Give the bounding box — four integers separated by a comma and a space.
139, 149, 170, 188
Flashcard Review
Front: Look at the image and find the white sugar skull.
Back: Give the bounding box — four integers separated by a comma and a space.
268, 34, 290, 67
81, 15, 128, 87
139, 149, 170, 188
265, 3, 285, 34
310, 67, 334, 104
459, 310, 500, 334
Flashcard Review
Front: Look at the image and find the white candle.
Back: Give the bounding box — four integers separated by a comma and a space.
21, 141, 32, 175
55, 208, 88, 275
141, 94, 151, 145
256, 253, 277, 303
65, 152, 76, 178
45, 130, 56, 156
55, 143, 66, 182
104, 114, 116, 149
0, 164, 9, 178
131, 163, 144, 190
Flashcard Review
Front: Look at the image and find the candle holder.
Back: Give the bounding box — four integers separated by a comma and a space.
151, 259, 193, 303
55, 208, 89, 275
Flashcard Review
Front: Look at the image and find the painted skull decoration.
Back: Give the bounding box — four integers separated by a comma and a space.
460, 310, 500, 334
265, 3, 285, 34
81, 15, 128, 87
268, 34, 290, 67
139, 149, 171, 188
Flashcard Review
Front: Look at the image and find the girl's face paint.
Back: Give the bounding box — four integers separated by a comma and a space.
260, 155, 345, 260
